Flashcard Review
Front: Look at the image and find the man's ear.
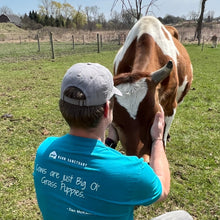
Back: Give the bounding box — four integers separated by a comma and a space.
104, 101, 109, 118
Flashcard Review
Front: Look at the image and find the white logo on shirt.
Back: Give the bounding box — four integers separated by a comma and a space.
49, 151, 57, 159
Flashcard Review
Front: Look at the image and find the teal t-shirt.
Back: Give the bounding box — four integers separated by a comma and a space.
33, 134, 162, 220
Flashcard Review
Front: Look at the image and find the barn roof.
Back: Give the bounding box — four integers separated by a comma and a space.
0, 14, 22, 27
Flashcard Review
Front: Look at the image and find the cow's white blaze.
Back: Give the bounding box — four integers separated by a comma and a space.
114, 16, 179, 73
164, 108, 176, 146
116, 78, 148, 120
177, 76, 188, 103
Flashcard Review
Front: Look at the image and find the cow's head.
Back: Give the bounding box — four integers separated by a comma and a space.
112, 61, 173, 157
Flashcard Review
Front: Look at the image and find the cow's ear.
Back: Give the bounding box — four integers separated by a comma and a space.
151, 60, 173, 84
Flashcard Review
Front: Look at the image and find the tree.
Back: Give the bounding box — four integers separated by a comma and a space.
73, 6, 87, 29
49, 15, 55, 26
65, 17, 73, 28
97, 13, 107, 29
188, 10, 199, 21
162, 15, 184, 24
51, 1, 62, 18
108, 11, 123, 29
62, 3, 75, 19
194, 0, 208, 45
21, 13, 43, 30
85, 6, 99, 31
0, 6, 13, 14
44, 15, 49, 26
111, 0, 159, 20
55, 17, 61, 27
121, 9, 136, 28
40, 0, 51, 16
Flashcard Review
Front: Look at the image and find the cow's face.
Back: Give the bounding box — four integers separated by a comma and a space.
114, 61, 173, 120
113, 76, 161, 156
112, 61, 173, 156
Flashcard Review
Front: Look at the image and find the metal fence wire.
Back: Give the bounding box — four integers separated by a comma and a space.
0, 31, 127, 62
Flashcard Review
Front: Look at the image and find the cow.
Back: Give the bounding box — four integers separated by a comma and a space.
211, 35, 218, 48
106, 16, 193, 161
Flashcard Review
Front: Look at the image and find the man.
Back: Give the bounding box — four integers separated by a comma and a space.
34, 63, 192, 220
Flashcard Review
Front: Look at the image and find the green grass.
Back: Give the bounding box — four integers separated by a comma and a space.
0, 45, 219, 220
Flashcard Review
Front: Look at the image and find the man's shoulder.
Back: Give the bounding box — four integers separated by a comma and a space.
37, 136, 59, 155
96, 145, 147, 170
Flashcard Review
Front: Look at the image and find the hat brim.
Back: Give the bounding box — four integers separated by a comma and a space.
112, 86, 122, 97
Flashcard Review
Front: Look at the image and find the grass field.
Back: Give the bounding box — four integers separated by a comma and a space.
0, 44, 219, 220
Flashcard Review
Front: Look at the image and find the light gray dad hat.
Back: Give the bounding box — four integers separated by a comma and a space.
60, 63, 122, 106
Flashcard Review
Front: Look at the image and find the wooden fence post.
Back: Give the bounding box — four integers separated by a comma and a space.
49, 32, 55, 59
100, 34, 103, 48
124, 34, 126, 42
72, 35, 75, 50
118, 34, 121, 45
97, 33, 100, 53
37, 34, 40, 52
83, 35, 85, 45
201, 36, 205, 51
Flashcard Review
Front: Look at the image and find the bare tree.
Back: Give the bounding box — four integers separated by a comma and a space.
111, 0, 159, 20
85, 6, 99, 31
0, 6, 13, 14
109, 11, 123, 29
194, 0, 208, 45
51, 1, 62, 18
40, 0, 51, 16
188, 10, 199, 21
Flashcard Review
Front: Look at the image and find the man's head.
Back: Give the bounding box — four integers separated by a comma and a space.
59, 63, 122, 129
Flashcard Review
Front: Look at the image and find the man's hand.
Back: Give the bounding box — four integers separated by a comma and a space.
150, 105, 165, 142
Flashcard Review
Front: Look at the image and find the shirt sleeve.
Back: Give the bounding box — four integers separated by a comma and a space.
33, 137, 57, 174
36, 137, 57, 156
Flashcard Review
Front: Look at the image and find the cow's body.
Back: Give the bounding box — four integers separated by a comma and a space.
109, 16, 193, 159
211, 35, 218, 48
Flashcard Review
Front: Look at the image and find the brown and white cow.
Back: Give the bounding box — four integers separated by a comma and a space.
107, 16, 193, 160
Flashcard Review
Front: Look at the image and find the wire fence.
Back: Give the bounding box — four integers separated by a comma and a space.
0, 24, 219, 63
0, 31, 127, 63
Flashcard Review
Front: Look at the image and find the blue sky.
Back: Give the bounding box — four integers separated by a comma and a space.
1, 0, 219, 19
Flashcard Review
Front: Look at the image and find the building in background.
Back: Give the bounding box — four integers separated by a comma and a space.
0, 14, 21, 27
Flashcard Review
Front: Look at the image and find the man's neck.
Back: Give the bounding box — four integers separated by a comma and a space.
69, 125, 105, 142
69, 116, 109, 142
69, 129, 99, 140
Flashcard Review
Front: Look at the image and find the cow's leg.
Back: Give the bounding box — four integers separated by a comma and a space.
164, 108, 176, 146
105, 124, 119, 149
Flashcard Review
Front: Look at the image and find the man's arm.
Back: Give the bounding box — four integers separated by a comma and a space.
105, 124, 119, 149
150, 106, 170, 201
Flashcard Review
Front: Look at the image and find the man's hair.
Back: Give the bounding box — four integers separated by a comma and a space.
59, 87, 114, 129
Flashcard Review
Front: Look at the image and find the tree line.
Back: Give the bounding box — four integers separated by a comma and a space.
19, 0, 138, 31
22, 10, 137, 31
1, 0, 218, 33
23, 10, 86, 29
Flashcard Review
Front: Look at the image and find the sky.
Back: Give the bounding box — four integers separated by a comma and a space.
0, 0, 219, 19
